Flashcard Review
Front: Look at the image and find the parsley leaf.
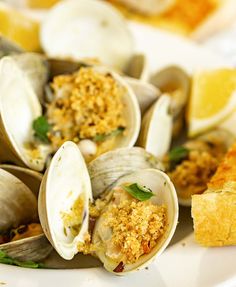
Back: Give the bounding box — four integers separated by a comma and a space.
0, 250, 44, 268
93, 127, 125, 142
32, 116, 50, 143
168, 146, 189, 170
122, 183, 154, 201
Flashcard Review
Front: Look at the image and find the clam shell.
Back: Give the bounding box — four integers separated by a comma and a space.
0, 57, 140, 170
92, 168, 178, 274
88, 147, 164, 198
0, 164, 42, 196
125, 54, 149, 81
172, 129, 236, 206
38, 141, 92, 260
125, 77, 160, 114
0, 36, 23, 59
137, 95, 173, 159
0, 56, 50, 171
150, 66, 190, 137
0, 168, 52, 261
12, 53, 49, 103
41, 0, 134, 71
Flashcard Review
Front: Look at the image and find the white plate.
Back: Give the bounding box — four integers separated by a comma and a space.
1, 22, 235, 287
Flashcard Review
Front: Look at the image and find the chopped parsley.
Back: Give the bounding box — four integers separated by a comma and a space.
32, 116, 51, 143
122, 183, 154, 201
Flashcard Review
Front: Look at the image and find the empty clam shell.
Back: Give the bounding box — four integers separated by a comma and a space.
137, 95, 173, 159
88, 147, 164, 198
38, 141, 92, 260
92, 168, 178, 274
41, 0, 134, 71
0, 168, 52, 261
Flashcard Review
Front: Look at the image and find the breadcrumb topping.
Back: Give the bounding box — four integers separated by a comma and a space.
169, 149, 220, 199
96, 188, 167, 264
46, 67, 126, 151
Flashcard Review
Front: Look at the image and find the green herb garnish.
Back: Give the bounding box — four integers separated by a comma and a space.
0, 250, 44, 268
168, 146, 189, 170
122, 183, 154, 201
32, 116, 51, 143
93, 127, 125, 142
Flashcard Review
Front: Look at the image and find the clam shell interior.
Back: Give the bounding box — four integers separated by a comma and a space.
38, 141, 92, 260
92, 168, 178, 274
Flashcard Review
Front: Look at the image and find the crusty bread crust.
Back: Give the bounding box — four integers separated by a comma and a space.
192, 141, 236, 247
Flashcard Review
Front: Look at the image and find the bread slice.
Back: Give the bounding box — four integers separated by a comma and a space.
192, 142, 236, 246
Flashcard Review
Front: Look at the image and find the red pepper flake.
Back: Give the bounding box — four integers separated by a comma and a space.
142, 240, 151, 254
113, 261, 125, 273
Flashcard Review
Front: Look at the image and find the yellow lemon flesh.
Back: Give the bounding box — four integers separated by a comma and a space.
187, 69, 236, 137
0, 3, 40, 52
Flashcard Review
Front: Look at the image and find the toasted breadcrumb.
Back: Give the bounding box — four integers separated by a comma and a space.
47, 67, 126, 151
96, 188, 167, 264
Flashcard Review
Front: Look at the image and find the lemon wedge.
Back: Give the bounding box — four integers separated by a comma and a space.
187, 69, 236, 137
0, 3, 40, 52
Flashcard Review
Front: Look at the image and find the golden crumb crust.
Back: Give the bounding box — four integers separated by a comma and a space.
192, 141, 236, 246
47, 67, 126, 152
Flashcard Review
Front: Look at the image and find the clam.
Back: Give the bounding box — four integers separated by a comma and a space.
0, 168, 52, 262
125, 77, 160, 114
0, 164, 42, 196
0, 56, 50, 171
0, 36, 23, 59
40, 0, 134, 71
88, 147, 164, 198
11, 53, 49, 103
125, 54, 149, 81
167, 129, 235, 206
150, 66, 190, 138
0, 55, 140, 170
38, 141, 92, 260
39, 141, 178, 274
137, 95, 173, 159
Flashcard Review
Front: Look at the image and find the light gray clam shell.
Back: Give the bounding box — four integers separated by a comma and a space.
12, 53, 49, 103
88, 147, 164, 198
0, 36, 23, 59
0, 168, 52, 261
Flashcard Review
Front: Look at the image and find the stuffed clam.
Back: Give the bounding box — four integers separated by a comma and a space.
0, 54, 141, 171
0, 167, 52, 262
38, 141, 178, 274
165, 129, 235, 206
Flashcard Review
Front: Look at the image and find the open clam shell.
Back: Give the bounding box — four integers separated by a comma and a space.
168, 129, 235, 206
125, 77, 160, 114
0, 168, 52, 261
41, 0, 134, 71
125, 54, 149, 81
38, 141, 92, 260
137, 95, 173, 159
0, 164, 42, 196
0, 55, 140, 170
150, 66, 190, 138
38, 141, 178, 274
92, 169, 178, 274
11, 53, 49, 103
88, 147, 164, 199
0, 36, 23, 59
0, 56, 50, 171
